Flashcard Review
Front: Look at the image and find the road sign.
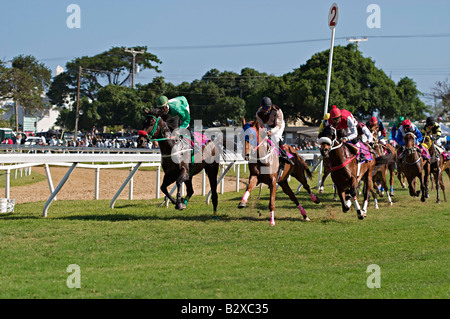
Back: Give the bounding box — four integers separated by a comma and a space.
328, 3, 339, 30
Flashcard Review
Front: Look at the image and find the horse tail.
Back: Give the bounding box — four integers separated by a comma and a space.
375, 153, 395, 167
295, 152, 312, 179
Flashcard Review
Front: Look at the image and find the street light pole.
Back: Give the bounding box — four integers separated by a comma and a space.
124, 49, 145, 89
74, 66, 82, 139
346, 36, 368, 50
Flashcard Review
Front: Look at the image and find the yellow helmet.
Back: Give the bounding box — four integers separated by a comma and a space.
323, 113, 330, 120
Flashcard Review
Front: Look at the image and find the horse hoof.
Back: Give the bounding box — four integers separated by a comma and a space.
389, 192, 394, 197
303, 217, 311, 221
357, 211, 364, 220
270, 221, 276, 226
176, 203, 187, 210
420, 197, 426, 203
238, 202, 246, 209
343, 206, 350, 213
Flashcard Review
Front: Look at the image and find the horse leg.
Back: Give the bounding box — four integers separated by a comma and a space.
337, 189, 350, 213
319, 171, 329, 194
160, 174, 178, 205
268, 179, 277, 226
389, 164, 395, 196
238, 175, 258, 208
438, 171, 447, 202
291, 169, 320, 204
183, 179, 194, 205
435, 171, 441, 204
278, 180, 310, 221
175, 167, 190, 210
349, 187, 364, 220
205, 164, 220, 217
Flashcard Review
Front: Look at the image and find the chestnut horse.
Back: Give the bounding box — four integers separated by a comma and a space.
396, 132, 430, 202
237, 119, 320, 225
423, 135, 446, 203
137, 108, 221, 216
318, 125, 390, 219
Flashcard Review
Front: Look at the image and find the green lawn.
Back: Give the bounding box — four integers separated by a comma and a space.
0, 172, 448, 299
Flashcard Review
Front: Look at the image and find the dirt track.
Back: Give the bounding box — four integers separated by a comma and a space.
4, 166, 248, 204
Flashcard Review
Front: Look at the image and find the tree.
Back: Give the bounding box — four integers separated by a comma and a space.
396, 77, 428, 121
432, 77, 450, 120
0, 56, 52, 131
47, 46, 162, 106
285, 44, 418, 125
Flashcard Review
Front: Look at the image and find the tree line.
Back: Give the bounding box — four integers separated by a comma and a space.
2, 43, 448, 133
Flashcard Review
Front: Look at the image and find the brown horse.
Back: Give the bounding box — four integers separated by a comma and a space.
423, 135, 446, 203
396, 132, 430, 202
237, 119, 320, 225
368, 125, 398, 196
318, 125, 390, 219
370, 140, 394, 208
137, 108, 221, 216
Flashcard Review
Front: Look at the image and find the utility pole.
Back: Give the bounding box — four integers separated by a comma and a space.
124, 49, 145, 89
346, 36, 368, 50
74, 66, 82, 140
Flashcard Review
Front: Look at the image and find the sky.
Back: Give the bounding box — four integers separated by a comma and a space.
1, 0, 450, 106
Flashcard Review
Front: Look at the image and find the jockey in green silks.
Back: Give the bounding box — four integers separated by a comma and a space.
155, 95, 191, 130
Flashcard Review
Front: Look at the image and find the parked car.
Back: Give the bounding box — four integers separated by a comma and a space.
24, 136, 45, 145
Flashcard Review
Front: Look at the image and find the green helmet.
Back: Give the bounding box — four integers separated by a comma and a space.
396, 116, 404, 126
156, 95, 169, 107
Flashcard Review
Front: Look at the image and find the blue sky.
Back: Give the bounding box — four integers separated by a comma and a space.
1, 0, 450, 105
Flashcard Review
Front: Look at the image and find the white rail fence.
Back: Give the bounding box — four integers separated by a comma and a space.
0, 146, 320, 217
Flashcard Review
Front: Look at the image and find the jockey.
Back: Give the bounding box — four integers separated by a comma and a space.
328, 105, 375, 161
421, 116, 443, 152
395, 119, 423, 146
156, 95, 191, 130
327, 105, 358, 143
366, 116, 387, 145
256, 96, 293, 165
318, 113, 330, 134
394, 119, 430, 161
389, 116, 404, 146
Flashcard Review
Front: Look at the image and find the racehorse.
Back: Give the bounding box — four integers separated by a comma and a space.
368, 125, 398, 196
318, 125, 390, 219
137, 108, 221, 216
237, 119, 320, 226
370, 139, 393, 208
396, 131, 430, 202
422, 135, 446, 203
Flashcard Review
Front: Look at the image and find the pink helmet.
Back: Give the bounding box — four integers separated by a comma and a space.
329, 105, 341, 118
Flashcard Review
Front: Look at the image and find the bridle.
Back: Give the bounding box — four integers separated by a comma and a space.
403, 132, 421, 165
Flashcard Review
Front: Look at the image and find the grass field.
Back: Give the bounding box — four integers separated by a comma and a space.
0, 171, 448, 299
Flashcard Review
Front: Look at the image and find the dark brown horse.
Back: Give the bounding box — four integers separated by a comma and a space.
318, 125, 390, 219
370, 140, 393, 208
396, 132, 430, 202
237, 119, 320, 225
137, 108, 221, 216
423, 135, 446, 203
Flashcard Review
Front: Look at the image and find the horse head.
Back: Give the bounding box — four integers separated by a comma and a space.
137, 108, 164, 148
403, 132, 417, 156
318, 125, 337, 158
